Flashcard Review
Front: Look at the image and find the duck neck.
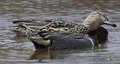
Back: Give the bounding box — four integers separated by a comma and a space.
88, 27, 108, 44
82, 23, 91, 31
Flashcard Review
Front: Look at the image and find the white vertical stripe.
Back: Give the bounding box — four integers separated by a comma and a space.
88, 38, 94, 47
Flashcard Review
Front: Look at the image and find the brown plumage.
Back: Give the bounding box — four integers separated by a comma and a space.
11, 10, 108, 37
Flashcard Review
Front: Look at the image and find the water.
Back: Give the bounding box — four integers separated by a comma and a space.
0, 0, 120, 64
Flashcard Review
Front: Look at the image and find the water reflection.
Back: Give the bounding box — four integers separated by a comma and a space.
28, 45, 108, 63
29, 49, 91, 63
29, 49, 82, 60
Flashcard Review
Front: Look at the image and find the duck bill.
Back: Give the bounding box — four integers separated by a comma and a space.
103, 22, 117, 27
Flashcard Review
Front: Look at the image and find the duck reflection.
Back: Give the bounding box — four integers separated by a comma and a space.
29, 45, 107, 62
29, 49, 52, 60
29, 49, 71, 60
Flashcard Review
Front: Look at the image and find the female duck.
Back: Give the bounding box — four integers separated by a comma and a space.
29, 11, 117, 50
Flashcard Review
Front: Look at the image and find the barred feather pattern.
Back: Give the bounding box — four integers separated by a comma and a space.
39, 21, 89, 36
67, 25, 89, 35
12, 18, 92, 37
40, 21, 76, 29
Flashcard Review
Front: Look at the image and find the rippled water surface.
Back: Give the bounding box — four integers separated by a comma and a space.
0, 0, 120, 64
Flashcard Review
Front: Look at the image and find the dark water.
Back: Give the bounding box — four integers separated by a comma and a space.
0, 0, 120, 64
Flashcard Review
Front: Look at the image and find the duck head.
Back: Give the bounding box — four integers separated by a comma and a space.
82, 10, 116, 31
